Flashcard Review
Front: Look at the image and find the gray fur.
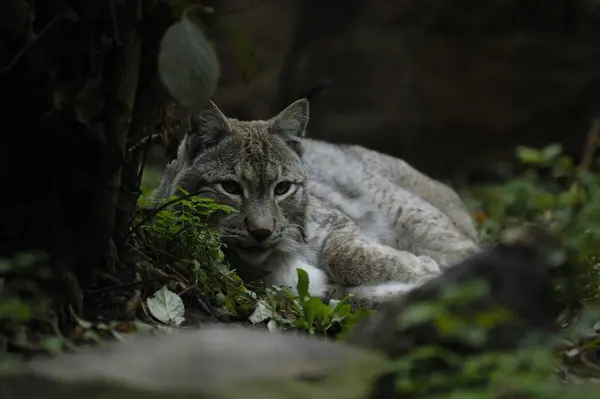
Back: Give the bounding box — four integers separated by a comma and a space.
151, 99, 480, 309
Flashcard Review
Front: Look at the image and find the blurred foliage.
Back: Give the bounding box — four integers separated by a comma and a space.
465, 144, 600, 308
401, 143, 600, 398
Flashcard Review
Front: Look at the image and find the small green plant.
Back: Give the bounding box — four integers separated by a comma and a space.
136, 191, 232, 266
134, 191, 261, 320
0, 252, 64, 360
249, 269, 369, 336
0, 252, 50, 325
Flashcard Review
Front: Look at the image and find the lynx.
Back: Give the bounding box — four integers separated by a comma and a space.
151, 98, 480, 309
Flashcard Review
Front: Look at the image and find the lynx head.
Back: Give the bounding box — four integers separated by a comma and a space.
171, 99, 310, 265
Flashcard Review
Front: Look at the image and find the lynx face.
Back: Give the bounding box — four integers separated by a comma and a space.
171, 99, 311, 264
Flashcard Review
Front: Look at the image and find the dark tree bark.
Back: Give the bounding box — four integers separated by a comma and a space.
0, 0, 175, 323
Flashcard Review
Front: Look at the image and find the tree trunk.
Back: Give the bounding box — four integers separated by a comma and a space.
0, 0, 174, 323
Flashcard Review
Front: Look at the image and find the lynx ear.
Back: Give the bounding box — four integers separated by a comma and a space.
270, 99, 309, 139
179, 101, 231, 164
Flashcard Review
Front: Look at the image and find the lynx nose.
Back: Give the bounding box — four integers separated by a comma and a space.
248, 228, 273, 243
245, 217, 275, 243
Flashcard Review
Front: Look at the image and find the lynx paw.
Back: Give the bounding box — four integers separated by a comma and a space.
418, 255, 441, 275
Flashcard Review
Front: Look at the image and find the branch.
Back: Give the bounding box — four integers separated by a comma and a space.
0, 8, 76, 75
128, 134, 163, 155
84, 276, 168, 295
188, 0, 273, 16
215, 0, 274, 15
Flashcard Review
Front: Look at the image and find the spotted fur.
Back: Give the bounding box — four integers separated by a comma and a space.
151, 99, 480, 309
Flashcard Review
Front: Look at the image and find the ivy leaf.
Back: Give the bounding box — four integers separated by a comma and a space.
248, 299, 272, 324
158, 12, 220, 112
146, 285, 186, 326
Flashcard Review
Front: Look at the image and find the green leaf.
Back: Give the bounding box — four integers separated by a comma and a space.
82, 330, 101, 343
146, 285, 186, 326
399, 302, 441, 327
158, 12, 220, 112
39, 337, 63, 355
516, 146, 543, 164
71, 310, 93, 330
214, 292, 226, 306
248, 299, 272, 324
132, 321, 155, 335
0, 299, 31, 322
331, 301, 352, 323
541, 143, 563, 162
532, 192, 555, 210
296, 268, 310, 301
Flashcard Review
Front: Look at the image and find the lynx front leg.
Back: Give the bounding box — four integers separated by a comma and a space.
320, 227, 441, 287
329, 275, 437, 310
393, 200, 480, 268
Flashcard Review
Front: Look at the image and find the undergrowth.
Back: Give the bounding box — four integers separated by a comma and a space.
465, 144, 600, 309
428, 143, 600, 397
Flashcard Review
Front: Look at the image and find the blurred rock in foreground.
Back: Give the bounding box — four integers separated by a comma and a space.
0, 326, 387, 399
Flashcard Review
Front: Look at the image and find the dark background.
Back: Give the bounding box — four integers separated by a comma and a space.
152, 0, 600, 181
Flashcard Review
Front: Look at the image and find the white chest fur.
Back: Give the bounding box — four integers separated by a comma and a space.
265, 254, 329, 298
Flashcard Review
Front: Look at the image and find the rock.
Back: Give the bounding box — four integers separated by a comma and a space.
0, 326, 388, 399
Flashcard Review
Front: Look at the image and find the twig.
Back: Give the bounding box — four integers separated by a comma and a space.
195, 294, 214, 316
128, 134, 162, 155
580, 118, 600, 171
186, 0, 273, 16
214, 0, 274, 15
135, 128, 158, 192
48, 315, 78, 351
108, 1, 123, 46
84, 276, 168, 295
0, 9, 70, 75
125, 287, 142, 317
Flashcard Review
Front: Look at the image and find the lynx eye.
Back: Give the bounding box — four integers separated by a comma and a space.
218, 180, 243, 195
274, 181, 293, 196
